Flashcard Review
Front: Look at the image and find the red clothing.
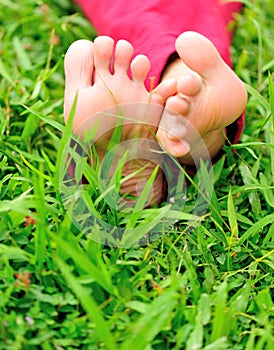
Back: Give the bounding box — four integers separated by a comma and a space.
73, 0, 244, 144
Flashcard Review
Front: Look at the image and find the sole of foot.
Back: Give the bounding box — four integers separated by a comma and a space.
64, 36, 176, 205
156, 31, 247, 161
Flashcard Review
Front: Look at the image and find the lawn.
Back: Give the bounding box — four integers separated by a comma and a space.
0, 0, 273, 349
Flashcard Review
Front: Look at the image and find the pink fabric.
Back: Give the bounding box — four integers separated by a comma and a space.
73, 0, 244, 144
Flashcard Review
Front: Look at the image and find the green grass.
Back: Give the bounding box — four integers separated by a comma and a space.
0, 0, 273, 349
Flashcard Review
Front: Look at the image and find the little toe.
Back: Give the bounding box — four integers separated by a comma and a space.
113, 39, 134, 74
93, 36, 115, 75
131, 54, 150, 82
157, 111, 190, 157
64, 39, 94, 95
157, 96, 191, 157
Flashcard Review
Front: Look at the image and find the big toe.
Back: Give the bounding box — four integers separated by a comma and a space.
64, 39, 94, 96
175, 31, 247, 125
175, 31, 224, 78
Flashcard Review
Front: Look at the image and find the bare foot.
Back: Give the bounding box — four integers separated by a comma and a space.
64, 36, 176, 204
156, 31, 247, 164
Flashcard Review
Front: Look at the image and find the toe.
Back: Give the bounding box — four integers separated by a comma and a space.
64, 39, 94, 95
165, 95, 190, 116
159, 96, 189, 135
93, 36, 114, 76
152, 79, 177, 105
176, 31, 247, 126
175, 31, 221, 77
156, 97, 191, 157
113, 39, 134, 74
177, 74, 201, 97
157, 111, 190, 157
131, 54, 150, 82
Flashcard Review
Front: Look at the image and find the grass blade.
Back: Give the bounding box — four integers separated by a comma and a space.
121, 289, 178, 350
227, 186, 239, 242
55, 234, 117, 295
238, 213, 274, 245
54, 256, 118, 350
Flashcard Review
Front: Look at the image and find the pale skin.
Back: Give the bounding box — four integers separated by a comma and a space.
157, 32, 247, 164
64, 36, 177, 204
64, 31, 247, 204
